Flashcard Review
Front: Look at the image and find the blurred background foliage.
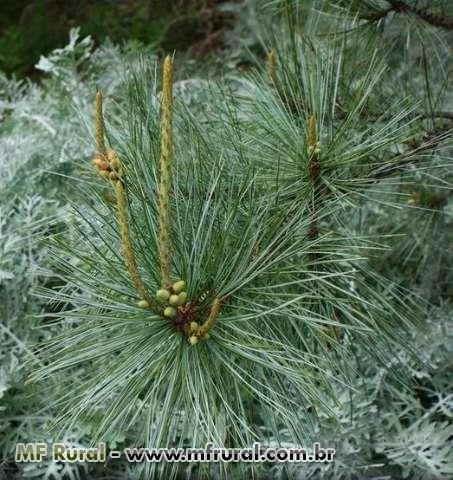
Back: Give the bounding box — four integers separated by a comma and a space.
0, 0, 239, 78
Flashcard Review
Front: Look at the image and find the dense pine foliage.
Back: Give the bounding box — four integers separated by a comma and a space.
1, 2, 452, 479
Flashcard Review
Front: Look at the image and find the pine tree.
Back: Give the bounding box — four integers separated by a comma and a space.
16, 2, 453, 479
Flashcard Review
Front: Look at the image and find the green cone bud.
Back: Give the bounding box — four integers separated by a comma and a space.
172, 280, 186, 294
163, 306, 176, 318
156, 289, 170, 301
190, 321, 199, 333
169, 294, 180, 306
202, 333, 210, 341
177, 291, 187, 305
189, 336, 198, 345
137, 299, 149, 308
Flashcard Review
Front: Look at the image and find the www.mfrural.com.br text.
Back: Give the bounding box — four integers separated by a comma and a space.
16, 442, 335, 464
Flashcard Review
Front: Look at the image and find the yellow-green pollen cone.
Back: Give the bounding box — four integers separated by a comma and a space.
164, 306, 176, 318
137, 299, 149, 308
172, 280, 186, 294
177, 291, 187, 305
169, 294, 180, 306
156, 289, 170, 301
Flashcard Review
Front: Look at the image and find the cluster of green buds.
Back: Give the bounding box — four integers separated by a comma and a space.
156, 280, 188, 318
187, 322, 210, 345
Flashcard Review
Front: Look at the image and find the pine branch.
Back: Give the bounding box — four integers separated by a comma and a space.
157, 55, 174, 289
187, 298, 221, 344
421, 111, 453, 121
114, 176, 153, 307
370, 126, 453, 179
93, 91, 153, 307
387, 1, 453, 30
350, 0, 453, 30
